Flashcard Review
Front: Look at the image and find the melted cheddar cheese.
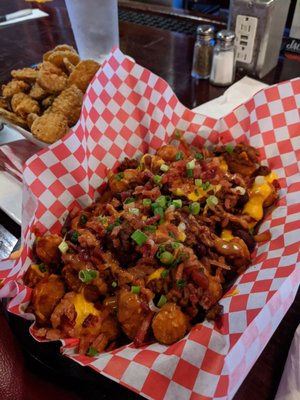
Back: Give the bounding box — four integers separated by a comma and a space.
219, 158, 228, 172
243, 172, 276, 221
147, 267, 164, 283
73, 292, 99, 328
220, 229, 234, 241
265, 171, 278, 183
31, 264, 45, 276
187, 190, 205, 201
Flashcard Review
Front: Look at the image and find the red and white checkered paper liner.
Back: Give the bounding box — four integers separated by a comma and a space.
0, 48, 300, 400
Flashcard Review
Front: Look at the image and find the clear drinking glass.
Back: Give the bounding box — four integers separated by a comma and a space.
65, 0, 119, 63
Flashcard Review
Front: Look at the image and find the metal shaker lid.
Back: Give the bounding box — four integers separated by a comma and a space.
216, 30, 235, 42
196, 25, 215, 40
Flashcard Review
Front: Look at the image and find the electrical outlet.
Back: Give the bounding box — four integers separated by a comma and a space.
235, 15, 258, 64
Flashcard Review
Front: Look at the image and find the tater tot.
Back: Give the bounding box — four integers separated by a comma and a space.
152, 303, 189, 345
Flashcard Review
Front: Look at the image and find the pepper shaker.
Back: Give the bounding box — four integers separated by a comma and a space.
210, 30, 236, 86
191, 25, 215, 80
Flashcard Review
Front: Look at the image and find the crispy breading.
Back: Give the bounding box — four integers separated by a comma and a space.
42, 95, 55, 109
11, 68, 38, 81
31, 112, 69, 143
37, 61, 68, 94
63, 57, 76, 74
27, 113, 39, 129
29, 82, 48, 100
1, 44, 100, 143
48, 50, 80, 69
68, 59, 100, 92
50, 84, 83, 126
0, 107, 27, 128
2, 80, 29, 97
43, 44, 77, 61
0, 97, 9, 109
11, 93, 40, 118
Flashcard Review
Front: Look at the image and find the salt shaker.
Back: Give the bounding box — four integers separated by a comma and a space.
191, 25, 215, 79
210, 30, 236, 86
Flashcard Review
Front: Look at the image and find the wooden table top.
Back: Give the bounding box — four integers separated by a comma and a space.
0, 1, 299, 400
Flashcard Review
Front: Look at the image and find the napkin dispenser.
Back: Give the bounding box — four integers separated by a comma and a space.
228, 0, 291, 78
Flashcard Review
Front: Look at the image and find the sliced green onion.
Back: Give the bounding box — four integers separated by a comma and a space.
169, 231, 175, 238
79, 269, 98, 284
39, 263, 46, 273
225, 144, 234, 153
172, 241, 182, 249
131, 285, 141, 294
172, 199, 182, 208
195, 179, 202, 187
131, 229, 148, 246
186, 159, 196, 170
153, 175, 162, 185
174, 130, 181, 139
176, 279, 186, 288
111, 281, 117, 288
71, 231, 79, 244
161, 269, 169, 279
129, 207, 140, 215
206, 195, 219, 208
98, 216, 108, 224
157, 294, 167, 308
124, 197, 135, 204
159, 251, 174, 265
187, 168, 193, 178
202, 181, 210, 191
154, 207, 164, 221
194, 189, 200, 196
160, 164, 169, 172
189, 202, 201, 215
80, 214, 88, 225
86, 346, 98, 357
144, 225, 157, 232
195, 152, 204, 160
143, 198, 152, 206
176, 151, 183, 161
156, 245, 165, 259
115, 172, 124, 181
155, 195, 167, 208
107, 219, 122, 232
58, 240, 69, 254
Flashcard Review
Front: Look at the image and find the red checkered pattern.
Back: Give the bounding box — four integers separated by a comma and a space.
0, 48, 300, 400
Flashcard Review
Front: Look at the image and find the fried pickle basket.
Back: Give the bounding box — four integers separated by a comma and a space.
0, 48, 300, 400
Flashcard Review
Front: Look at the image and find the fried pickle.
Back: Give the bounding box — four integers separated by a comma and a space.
48, 50, 80, 70
2, 80, 29, 98
11, 68, 38, 81
0, 97, 9, 109
27, 113, 39, 129
50, 85, 83, 126
29, 82, 48, 100
68, 59, 100, 92
37, 61, 68, 94
43, 44, 77, 61
1, 44, 99, 143
31, 112, 69, 143
63, 57, 76, 74
11, 93, 40, 118
0, 107, 27, 128
41, 95, 55, 109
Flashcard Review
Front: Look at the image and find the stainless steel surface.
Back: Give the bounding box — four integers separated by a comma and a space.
229, 0, 291, 78
196, 24, 215, 40
216, 29, 235, 42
